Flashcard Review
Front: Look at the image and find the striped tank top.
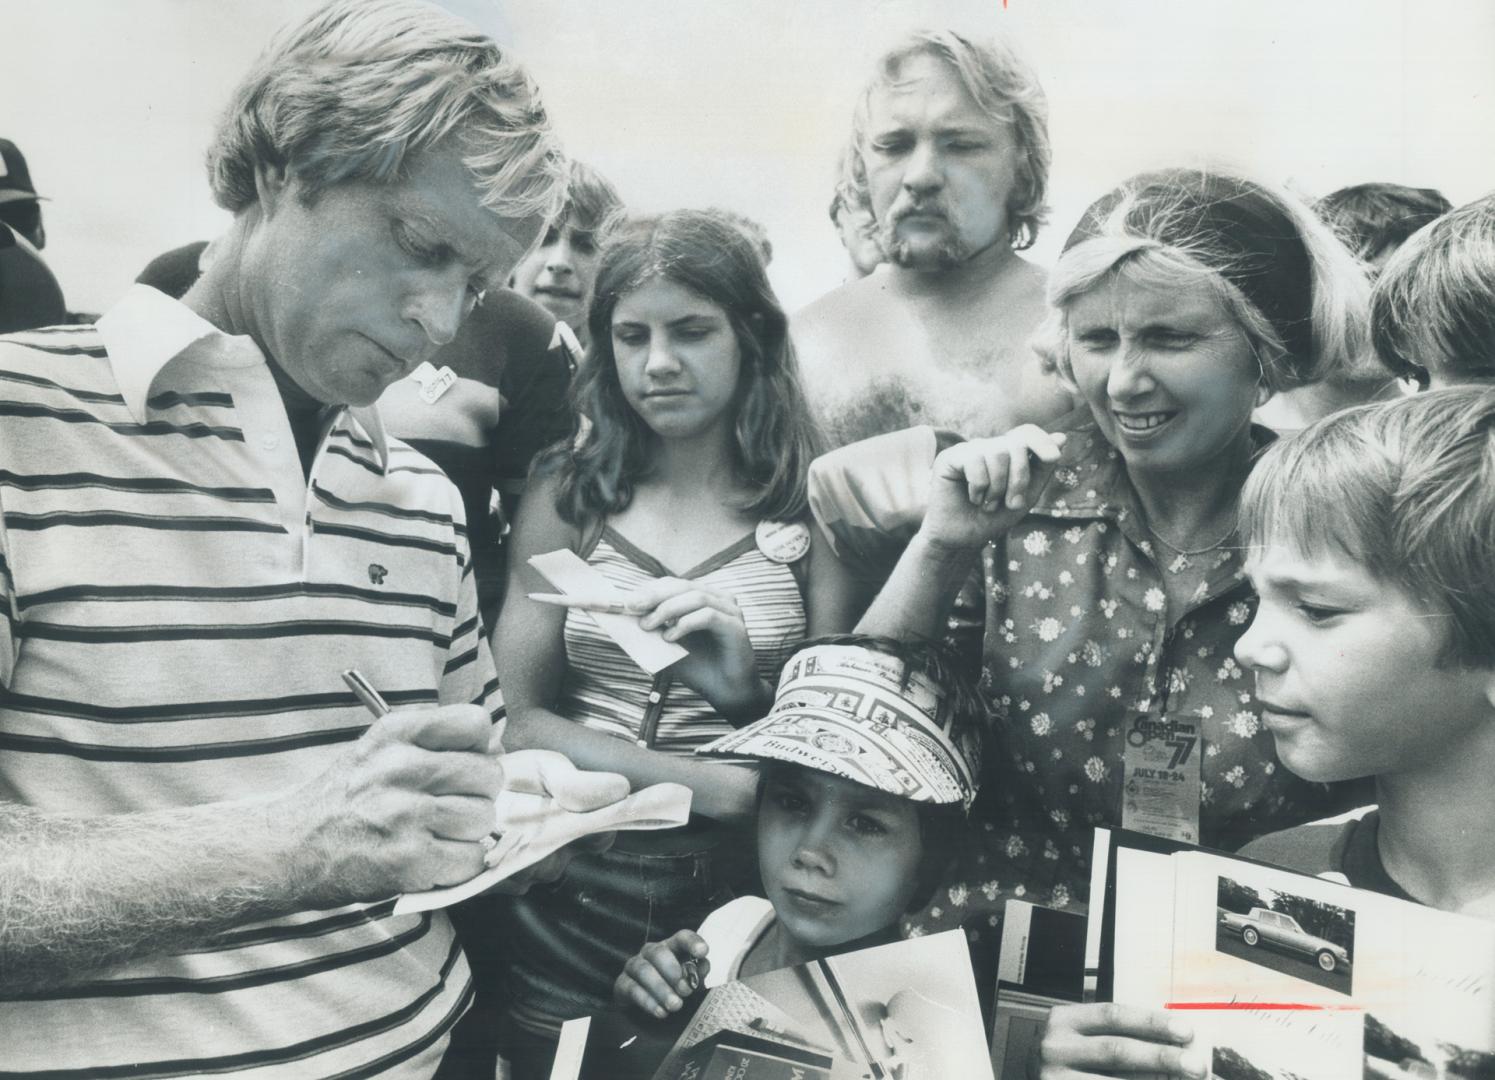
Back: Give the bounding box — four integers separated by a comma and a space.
555, 524, 807, 749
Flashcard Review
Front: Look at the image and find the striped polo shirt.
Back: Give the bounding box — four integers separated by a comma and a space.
0, 286, 500, 1077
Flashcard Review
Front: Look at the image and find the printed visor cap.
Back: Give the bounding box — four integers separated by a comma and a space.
698, 643, 980, 810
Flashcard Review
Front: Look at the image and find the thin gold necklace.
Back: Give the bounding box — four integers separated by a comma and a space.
1146, 519, 1235, 557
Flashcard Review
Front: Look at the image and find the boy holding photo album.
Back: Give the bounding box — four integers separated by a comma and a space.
1232, 387, 1495, 917
1031, 387, 1495, 1077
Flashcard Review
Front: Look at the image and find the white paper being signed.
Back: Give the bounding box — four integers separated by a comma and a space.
394, 758, 693, 915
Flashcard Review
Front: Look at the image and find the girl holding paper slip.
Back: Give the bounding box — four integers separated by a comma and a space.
491, 209, 858, 1076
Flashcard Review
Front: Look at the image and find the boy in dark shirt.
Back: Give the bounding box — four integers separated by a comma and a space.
1233, 387, 1495, 918
1030, 388, 1495, 1079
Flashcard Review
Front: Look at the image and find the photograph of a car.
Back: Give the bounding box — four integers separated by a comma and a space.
1218, 907, 1351, 974
1214, 876, 1356, 994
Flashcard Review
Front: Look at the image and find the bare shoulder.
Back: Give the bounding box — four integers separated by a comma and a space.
794, 277, 907, 377
508, 466, 580, 556
954, 254, 1049, 348
521, 463, 568, 508
794, 276, 896, 337
996, 255, 1049, 314
1011, 253, 1049, 295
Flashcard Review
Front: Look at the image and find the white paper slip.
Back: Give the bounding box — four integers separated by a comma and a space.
548, 1016, 591, 1080
408, 360, 457, 404
393, 775, 693, 915
528, 548, 689, 674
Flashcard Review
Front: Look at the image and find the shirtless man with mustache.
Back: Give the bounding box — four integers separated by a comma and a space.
793, 30, 1073, 447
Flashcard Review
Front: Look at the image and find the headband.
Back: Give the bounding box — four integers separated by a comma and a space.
1064, 169, 1314, 368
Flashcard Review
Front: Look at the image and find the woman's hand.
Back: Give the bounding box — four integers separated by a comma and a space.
630, 578, 770, 719
614, 930, 711, 1019
921, 426, 1067, 552
1030, 1003, 1207, 1079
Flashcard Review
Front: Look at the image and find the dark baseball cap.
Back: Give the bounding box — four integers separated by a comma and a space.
0, 139, 45, 206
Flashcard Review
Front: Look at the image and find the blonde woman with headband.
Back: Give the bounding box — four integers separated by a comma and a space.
820, 168, 1373, 966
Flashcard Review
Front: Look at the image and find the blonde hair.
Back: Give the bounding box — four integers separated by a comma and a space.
553, 160, 624, 235
1371, 194, 1495, 385
207, 0, 566, 222
1240, 387, 1495, 668
1034, 168, 1371, 392
850, 29, 1050, 251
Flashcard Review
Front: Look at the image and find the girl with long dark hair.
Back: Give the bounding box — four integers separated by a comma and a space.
489, 209, 857, 1074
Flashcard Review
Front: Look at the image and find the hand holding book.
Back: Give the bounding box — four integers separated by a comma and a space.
1028, 1002, 1206, 1079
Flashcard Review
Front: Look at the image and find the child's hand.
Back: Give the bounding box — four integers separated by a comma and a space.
1029, 1003, 1207, 1079
614, 929, 711, 1019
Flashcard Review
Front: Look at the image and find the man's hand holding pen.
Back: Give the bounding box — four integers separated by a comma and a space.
286, 675, 631, 907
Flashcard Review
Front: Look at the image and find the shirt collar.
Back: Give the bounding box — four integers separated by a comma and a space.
1029, 408, 1133, 519
96, 284, 222, 423
96, 284, 391, 474
345, 404, 392, 473
1340, 810, 1417, 903
1027, 409, 1271, 606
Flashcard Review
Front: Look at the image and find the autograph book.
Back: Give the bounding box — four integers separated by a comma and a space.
1087, 826, 1495, 1079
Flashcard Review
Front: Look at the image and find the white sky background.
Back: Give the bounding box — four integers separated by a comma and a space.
5, 0, 1493, 316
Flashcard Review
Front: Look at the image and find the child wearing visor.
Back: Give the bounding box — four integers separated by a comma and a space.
614, 634, 987, 1017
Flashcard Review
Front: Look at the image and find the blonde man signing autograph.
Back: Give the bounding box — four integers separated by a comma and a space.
0, 3, 629, 1075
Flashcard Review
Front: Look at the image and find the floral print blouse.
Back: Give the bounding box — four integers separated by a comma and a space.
898, 415, 1360, 943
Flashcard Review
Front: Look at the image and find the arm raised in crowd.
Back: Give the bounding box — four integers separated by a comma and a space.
492, 472, 760, 825
857, 425, 1066, 640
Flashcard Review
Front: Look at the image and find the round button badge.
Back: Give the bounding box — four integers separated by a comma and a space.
755, 520, 811, 564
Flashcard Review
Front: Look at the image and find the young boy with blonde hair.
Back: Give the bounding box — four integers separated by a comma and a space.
1030, 388, 1495, 1079
1234, 387, 1495, 917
